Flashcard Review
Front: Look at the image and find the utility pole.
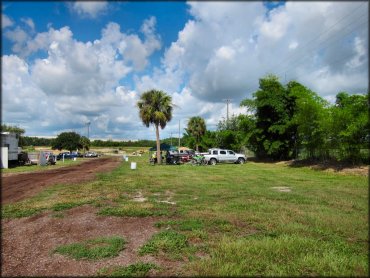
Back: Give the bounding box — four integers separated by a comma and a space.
223, 99, 232, 129
178, 120, 181, 148
86, 121, 91, 139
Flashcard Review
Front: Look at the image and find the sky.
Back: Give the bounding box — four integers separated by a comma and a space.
2, 1, 368, 140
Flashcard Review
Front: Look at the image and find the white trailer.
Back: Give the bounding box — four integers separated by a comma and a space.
1, 132, 20, 168
1, 132, 20, 160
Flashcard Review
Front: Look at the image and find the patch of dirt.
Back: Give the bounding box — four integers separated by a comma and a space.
1, 157, 121, 204
1, 205, 182, 276
132, 191, 147, 203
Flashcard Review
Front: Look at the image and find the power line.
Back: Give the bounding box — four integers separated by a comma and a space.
270, 2, 367, 74
276, 16, 368, 78
276, 18, 368, 79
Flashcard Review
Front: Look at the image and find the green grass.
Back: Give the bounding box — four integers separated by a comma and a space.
98, 262, 159, 277
54, 236, 126, 260
1, 204, 45, 218
3, 152, 368, 276
190, 234, 366, 276
97, 202, 176, 217
139, 230, 189, 259
51, 200, 93, 211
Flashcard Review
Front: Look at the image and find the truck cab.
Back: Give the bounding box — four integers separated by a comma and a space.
204, 148, 246, 165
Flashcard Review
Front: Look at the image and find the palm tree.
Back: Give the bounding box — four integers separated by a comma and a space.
187, 116, 206, 152
137, 89, 173, 164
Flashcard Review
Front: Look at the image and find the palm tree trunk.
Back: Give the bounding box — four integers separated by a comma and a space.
155, 124, 161, 164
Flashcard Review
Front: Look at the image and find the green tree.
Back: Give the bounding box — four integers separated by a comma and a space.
288, 81, 330, 159
52, 132, 82, 153
137, 89, 173, 164
241, 75, 298, 160
186, 116, 206, 152
216, 114, 256, 152
199, 130, 217, 151
329, 92, 369, 163
79, 136, 91, 153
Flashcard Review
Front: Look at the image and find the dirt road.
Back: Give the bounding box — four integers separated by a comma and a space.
1, 157, 121, 204
1, 156, 181, 276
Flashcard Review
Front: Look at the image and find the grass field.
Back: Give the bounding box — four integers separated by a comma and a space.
2, 153, 368, 276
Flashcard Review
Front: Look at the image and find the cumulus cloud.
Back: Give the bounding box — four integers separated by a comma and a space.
21, 17, 35, 32
4, 27, 30, 54
2, 18, 161, 138
131, 1, 368, 139
69, 1, 108, 18
2, 55, 49, 124
2, 14, 14, 29
2, 2, 368, 140
154, 1, 368, 104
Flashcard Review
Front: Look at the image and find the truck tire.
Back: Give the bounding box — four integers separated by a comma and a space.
209, 158, 217, 165
237, 157, 245, 164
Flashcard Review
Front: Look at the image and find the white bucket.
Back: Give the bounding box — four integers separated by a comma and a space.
73, 157, 77, 161
125, 157, 129, 162
131, 162, 137, 170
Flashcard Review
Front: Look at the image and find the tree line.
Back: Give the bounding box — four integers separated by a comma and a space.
182, 75, 369, 164
4, 74, 368, 164
19, 136, 157, 149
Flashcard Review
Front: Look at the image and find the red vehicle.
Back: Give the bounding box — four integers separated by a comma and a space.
178, 149, 195, 163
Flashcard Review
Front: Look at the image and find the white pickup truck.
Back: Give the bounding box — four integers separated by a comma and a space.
203, 148, 246, 165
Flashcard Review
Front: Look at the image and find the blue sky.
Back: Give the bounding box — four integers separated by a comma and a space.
2, 1, 368, 140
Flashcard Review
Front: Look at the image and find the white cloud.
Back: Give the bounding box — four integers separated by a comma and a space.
69, 1, 108, 18
2, 2, 368, 140
346, 37, 367, 69
2, 55, 49, 123
288, 41, 298, 50
2, 14, 13, 29
259, 6, 291, 40
2, 18, 161, 139
155, 1, 368, 104
130, 1, 368, 139
4, 27, 30, 53
21, 17, 35, 32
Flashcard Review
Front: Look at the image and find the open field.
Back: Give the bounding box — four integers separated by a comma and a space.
1, 153, 368, 276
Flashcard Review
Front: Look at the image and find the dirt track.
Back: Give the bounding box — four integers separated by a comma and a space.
1, 156, 182, 276
1, 157, 121, 204
1, 206, 167, 276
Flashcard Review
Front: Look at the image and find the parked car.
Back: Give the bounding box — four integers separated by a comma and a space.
165, 150, 181, 164
178, 149, 195, 163
203, 148, 246, 165
85, 151, 98, 157
72, 151, 83, 157
56, 152, 73, 160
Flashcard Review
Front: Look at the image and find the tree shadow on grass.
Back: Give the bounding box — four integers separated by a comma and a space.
248, 157, 368, 174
